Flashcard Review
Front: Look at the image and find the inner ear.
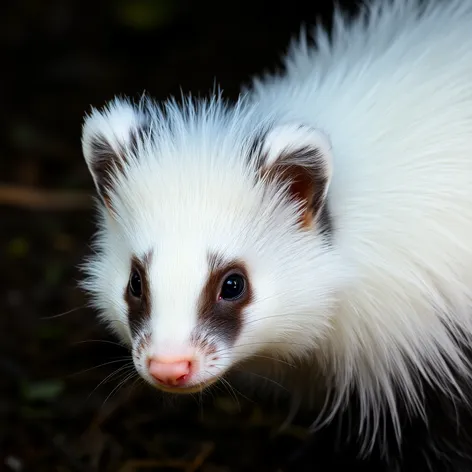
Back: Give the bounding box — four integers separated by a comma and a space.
281, 164, 318, 228
87, 136, 127, 210
260, 124, 332, 229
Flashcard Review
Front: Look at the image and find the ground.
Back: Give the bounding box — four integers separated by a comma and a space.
0, 1, 355, 470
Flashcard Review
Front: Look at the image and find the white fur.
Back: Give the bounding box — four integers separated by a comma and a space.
262, 124, 332, 168
82, 0, 472, 456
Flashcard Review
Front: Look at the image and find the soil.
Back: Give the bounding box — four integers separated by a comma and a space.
1, 1, 358, 470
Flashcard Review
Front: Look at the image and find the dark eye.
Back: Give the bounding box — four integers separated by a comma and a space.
129, 269, 142, 298
219, 273, 246, 301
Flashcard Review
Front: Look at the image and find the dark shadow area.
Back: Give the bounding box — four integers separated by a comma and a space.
1, 1, 359, 470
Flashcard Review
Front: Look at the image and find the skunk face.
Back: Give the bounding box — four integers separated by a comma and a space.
81, 97, 346, 394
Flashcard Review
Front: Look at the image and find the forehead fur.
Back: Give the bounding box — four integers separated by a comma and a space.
87, 97, 303, 256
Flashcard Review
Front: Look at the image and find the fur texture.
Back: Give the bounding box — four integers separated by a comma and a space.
81, 0, 472, 469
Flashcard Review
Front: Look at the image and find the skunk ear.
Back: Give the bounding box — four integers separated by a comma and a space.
81, 98, 149, 211
260, 124, 333, 229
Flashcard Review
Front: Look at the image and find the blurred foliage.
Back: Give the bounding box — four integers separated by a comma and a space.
7, 237, 30, 258
21, 379, 65, 403
114, 0, 182, 30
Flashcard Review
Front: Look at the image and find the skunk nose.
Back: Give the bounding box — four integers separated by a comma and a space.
147, 357, 192, 386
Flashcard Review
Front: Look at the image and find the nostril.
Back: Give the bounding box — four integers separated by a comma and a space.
147, 357, 193, 386
175, 374, 187, 383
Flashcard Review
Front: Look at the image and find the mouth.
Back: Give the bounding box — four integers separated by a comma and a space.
150, 376, 220, 394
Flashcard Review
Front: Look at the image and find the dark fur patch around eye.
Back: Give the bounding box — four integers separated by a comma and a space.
197, 253, 253, 344
124, 250, 153, 335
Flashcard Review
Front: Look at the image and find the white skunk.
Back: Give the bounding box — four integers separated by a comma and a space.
80, 0, 472, 469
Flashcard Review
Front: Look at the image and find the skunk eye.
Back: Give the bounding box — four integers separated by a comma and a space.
129, 269, 142, 298
220, 273, 246, 301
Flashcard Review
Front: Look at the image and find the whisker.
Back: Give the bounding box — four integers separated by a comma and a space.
209, 345, 305, 369
211, 341, 307, 357
241, 370, 289, 392
204, 370, 255, 404
198, 388, 205, 419
218, 377, 241, 411
67, 357, 132, 378
102, 371, 138, 407
40, 305, 86, 320
104, 365, 136, 386
251, 354, 295, 367
126, 376, 145, 399
87, 363, 134, 400
71, 339, 126, 348
223, 381, 255, 404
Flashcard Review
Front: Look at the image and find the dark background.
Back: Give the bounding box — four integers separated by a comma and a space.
1, 1, 359, 470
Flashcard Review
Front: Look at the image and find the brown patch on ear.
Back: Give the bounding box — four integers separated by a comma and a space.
262, 147, 328, 230
197, 253, 253, 344
278, 164, 316, 229
124, 250, 153, 335
89, 136, 129, 212
89, 121, 151, 213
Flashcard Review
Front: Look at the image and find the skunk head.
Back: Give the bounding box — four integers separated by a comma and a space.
80, 96, 347, 394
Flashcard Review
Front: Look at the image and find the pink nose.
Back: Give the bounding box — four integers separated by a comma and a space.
148, 358, 192, 386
